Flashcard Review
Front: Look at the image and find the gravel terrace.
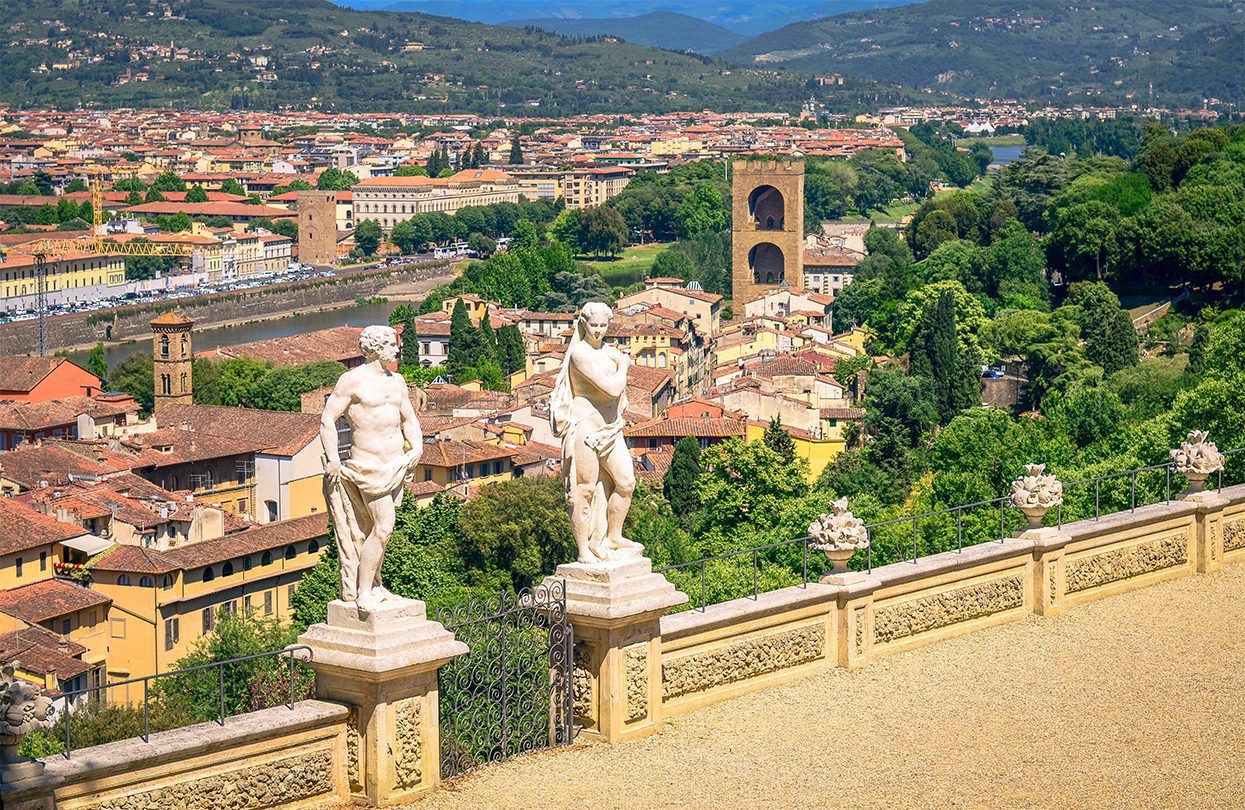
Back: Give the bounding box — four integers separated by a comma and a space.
413, 564, 1245, 809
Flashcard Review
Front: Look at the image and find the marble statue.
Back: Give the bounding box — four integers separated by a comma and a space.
551, 302, 644, 564
320, 325, 423, 614
0, 662, 56, 782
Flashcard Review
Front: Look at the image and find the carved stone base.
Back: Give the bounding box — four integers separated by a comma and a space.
820, 571, 867, 586
545, 557, 686, 744
551, 557, 688, 623
298, 600, 467, 806
0, 757, 45, 784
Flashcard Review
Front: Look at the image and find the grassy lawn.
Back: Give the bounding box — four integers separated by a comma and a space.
578, 242, 669, 288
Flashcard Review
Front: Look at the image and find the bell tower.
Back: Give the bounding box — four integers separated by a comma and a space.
150, 311, 194, 413
731, 159, 805, 304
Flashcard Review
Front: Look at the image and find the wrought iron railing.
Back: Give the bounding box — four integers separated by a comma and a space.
55, 645, 315, 758
656, 449, 1245, 612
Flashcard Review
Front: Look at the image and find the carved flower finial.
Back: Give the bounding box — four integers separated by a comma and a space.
808, 499, 869, 553
1008, 463, 1063, 512
1170, 430, 1224, 478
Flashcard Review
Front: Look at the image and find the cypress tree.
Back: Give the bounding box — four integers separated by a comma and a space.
763, 415, 797, 464
508, 135, 523, 165
913, 289, 978, 423
1188, 325, 1209, 376
663, 437, 702, 521
446, 300, 477, 380
399, 309, 419, 368
497, 325, 526, 375
477, 313, 498, 366
474, 142, 487, 167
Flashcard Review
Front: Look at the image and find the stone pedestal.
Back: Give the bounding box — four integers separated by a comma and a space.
298, 600, 467, 807
1023, 527, 1071, 617
544, 557, 686, 743
1185, 489, 1230, 573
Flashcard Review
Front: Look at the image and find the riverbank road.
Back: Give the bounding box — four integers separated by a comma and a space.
414, 563, 1245, 809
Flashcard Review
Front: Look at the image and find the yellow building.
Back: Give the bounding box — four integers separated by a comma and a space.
352, 169, 523, 231
89, 513, 328, 684
415, 438, 517, 489
0, 250, 125, 303
745, 422, 844, 483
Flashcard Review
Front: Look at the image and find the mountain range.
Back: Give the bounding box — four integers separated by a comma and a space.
501, 12, 745, 55
724, 0, 1245, 104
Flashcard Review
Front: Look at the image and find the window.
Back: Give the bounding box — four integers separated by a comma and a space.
116, 573, 129, 586
264, 590, 273, 616
160, 334, 169, 357
284, 544, 296, 560
202, 567, 215, 582
222, 561, 234, 577
164, 617, 179, 651
424, 468, 432, 482
61, 618, 71, 634
308, 537, 319, 553
223, 600, 238, 617
243, 555, 252, 571
287, 584, 295, 606
265, 501, 278, 522
110, 618, 126, 639
14, 558, 21, 578
493, 461, 502, 475
202, 607, 214, 633
238, 499, 248, 514
261, 551, 273, 566
139, 576, 154, 588
162, 575, 174, 589
39, 551, 46, 571
244, 595, 253, 616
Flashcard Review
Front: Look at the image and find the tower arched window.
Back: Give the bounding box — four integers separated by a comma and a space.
160, 334, 169, 357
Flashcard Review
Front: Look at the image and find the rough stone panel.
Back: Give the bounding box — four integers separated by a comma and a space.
853, 608, 865, 657
1065, 533, 1188, 594
1224, 518, 1245, 553
346, 706, 361, 794
662, 624, 825, 701
391, 696, 422, 790
875, 575, 1024, 645
80, 749, 334, 810
624, 644, 648, 723
572, 641, 593, 724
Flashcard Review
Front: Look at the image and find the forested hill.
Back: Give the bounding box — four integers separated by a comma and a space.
501, 12, 745, 55
0, 0, 823, 114
725, 0, 1245, 105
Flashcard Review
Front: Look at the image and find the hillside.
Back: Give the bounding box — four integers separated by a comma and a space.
0, 0, 818, 114
502, 12, 745, 54
370, 0, 915, 35
725, 0, 1245, 104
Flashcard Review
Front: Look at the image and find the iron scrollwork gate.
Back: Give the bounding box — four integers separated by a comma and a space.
435, 580, 573, 779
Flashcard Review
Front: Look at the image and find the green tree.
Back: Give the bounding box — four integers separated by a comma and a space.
393, 164, 428, 177
152, 172, 185, 192
248, 361, 347, 411
1187, 325, 1210, 376
1068, 282, 1138, 375
390, 219, 419, 254
695, 438, 809, 552
456, 477, 573, 591
144, 188, 166, 203
548, 208, 581, 254
184, 185, 209, 203
155, 212, 193, 233
910, 289, 980, 423
316, 168, 359, 191
763, 416, 797, 464
399, 307, 420, 368
220, 178, 247, 196
65, 178, 88, 193
578, 205, 628, 257
674, 183, 727, 239
125, 190, 144, 206
508, 135, 524, 165
124, 238, 179, 280
467, 232, 495, 256
446, 299, 478, 380
86, 343, 108, 382
663, 437, 703, 521
495, 325, 527, 375
353, 219, 382, 256
192, 357, 271, 407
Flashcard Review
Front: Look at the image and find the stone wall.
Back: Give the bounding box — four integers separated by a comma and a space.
0, 261, 455, 355
5, 701, 348, 810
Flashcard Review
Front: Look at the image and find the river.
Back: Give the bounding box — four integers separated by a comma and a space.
71, 300, 398, 370
990, 144, 1025, 166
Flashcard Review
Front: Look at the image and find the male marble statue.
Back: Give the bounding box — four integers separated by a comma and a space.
320, 324, 423, 614
551, 302, 644, 564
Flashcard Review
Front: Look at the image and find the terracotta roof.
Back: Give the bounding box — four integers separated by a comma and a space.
149, 311, 194, 326
0, 443, 115, 490
197, 325, 362, 367
0, 395, 138, 432
624, 416, 747, 439
117, 428, 269, 468
161, 513, 328, 570
0, 626, 90, 679
0, 357, 96, 394
820, 407, 866, 419
419, 438, 516, 468
0, 579, 111, 623
155, 405, 321, 457
90, 544, 176, 575
0, 497, 85, 555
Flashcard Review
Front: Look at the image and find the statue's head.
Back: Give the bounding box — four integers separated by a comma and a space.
579, 302, 612, 348
360, 325, 399, 365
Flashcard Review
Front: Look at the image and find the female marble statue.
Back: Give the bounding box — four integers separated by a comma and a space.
551, 303, 644, 564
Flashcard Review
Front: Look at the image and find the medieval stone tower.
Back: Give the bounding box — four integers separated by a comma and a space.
150, 311, 194, 412
298, 190, 338, 267
731, 159, 805, 304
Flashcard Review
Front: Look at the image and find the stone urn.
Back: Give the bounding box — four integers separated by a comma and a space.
809, 498, 869, 584
1170, 430, 1224, 494
1008, 463, 1063, 530
0, 663, 57, 783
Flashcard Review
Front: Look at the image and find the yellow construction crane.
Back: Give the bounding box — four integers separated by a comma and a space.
10, 179, 202, 355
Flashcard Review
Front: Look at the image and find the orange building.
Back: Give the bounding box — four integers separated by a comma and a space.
0, 357, 102, 403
